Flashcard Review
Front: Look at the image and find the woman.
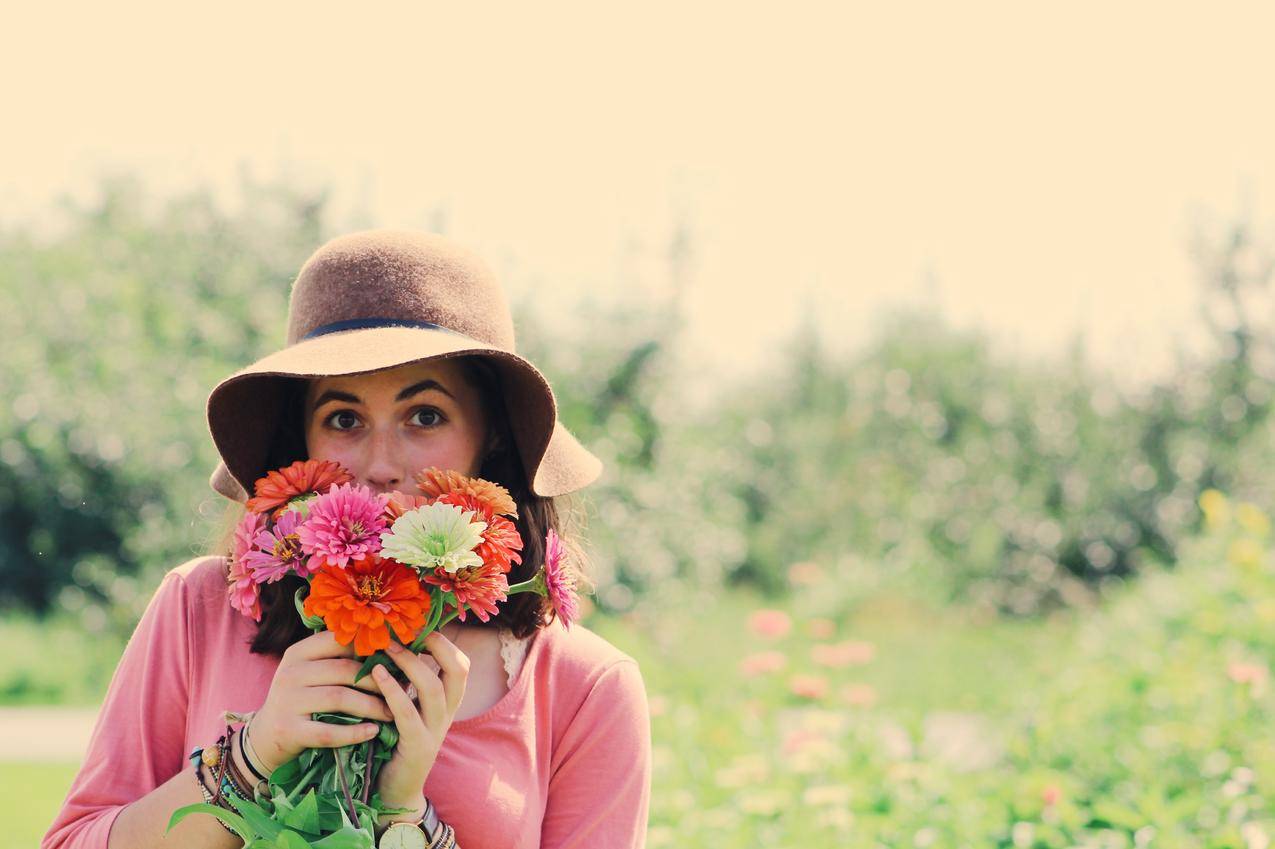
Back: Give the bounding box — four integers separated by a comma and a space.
42, 229, 651, 849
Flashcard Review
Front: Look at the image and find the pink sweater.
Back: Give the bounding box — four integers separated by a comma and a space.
42, 555, 651, 849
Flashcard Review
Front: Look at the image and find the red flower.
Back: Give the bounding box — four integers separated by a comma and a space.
247, 459, 354, 519
422, 561, 509, 624
436, 491, 524, 574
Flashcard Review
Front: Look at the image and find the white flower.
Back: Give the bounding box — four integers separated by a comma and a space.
379, 501, 487, 574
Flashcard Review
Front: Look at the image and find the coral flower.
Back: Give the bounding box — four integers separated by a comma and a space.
296, 482, 390, 573
415, 467, 518, 519
303, 555, 431, 656
383, 491, 431, 523
227, 511, 267, 621
242, 509, 308, 583
535, 528, 580, 629
247, 459, 354, 519
437, 492, 524, 572
423, 561, 509, 623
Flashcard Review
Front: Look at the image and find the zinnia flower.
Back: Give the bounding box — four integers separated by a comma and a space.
241, 509, 308, 583
382, 491, 431, 523
379, 501, 487, 574
415, 467, 518, 518
535, 528, 580, 629
296, 482, 390, 572
302, 554, 431, 656
436, 492, 523, 573
748, 609, 792, 639
227, 511, 267, 621
422, 561, 509, 623
247, 459, 354, 519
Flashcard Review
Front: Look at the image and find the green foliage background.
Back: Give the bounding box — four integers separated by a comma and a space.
3, 175, 1275, 846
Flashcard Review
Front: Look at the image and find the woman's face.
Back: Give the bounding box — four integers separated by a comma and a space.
303, 359, 490, 496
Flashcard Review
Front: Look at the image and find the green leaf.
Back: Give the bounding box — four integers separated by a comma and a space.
280, 788, 321, 834
275, 829, 315, 849
294, 585, 327, 631
352, 651, 393, 685
233, 796, 286, 840
166, 802, 253, 839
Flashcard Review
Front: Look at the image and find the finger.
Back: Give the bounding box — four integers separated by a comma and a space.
372, 664, 428, 746
283, 630, 359, 664
297, 718, 381, 749
304, 685, 394, 723
385, 642, 447, 730
293, 659, 385, 694
419, 631, 470, 718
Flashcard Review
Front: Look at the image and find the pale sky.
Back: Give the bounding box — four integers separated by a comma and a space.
5, 1, 1275, 395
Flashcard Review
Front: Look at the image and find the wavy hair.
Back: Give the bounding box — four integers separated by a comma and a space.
204, 356, 594, 657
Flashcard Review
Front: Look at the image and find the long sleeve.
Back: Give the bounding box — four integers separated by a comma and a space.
540, 659, 651, 849
42, 570, 193, 849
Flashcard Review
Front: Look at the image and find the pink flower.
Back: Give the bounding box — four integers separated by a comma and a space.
542, 528, 581, 629
1227, 661, 1269, 687
788, 674, 829, 700
1041, 784, 1062, 807
747, 609, 792, 639
226, 511, 266, 621
296, 482, 389, 573
739, 650, 787, 677
812, 640, 876, 668
806, 618, 836, 639
840, 683, 878, 707
241, 509, 307, 583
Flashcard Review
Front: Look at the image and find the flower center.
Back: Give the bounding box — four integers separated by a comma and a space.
356, 575, 383, 601
342, 517, 367, 537
274, 533, 301, 561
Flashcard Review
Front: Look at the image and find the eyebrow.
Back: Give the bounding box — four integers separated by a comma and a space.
310, 379, 456, 416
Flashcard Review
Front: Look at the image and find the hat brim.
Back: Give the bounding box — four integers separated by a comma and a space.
206, 326, 602, 501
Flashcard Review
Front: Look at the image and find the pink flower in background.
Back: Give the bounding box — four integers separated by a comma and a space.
788, 674, 829, 700
297, 482, 389, 572
1041, 784, 1062, 807
840, 683, 878, 707
806, 618, 836, 639
812, 640, 876, 668
242, 509, 307, 583
1227, 661, 1269, 690
786, 561, 825, 586
739, 650, 787, 677
748, 609, 792, 639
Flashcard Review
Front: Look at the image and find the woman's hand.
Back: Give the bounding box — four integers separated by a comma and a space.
248, 630, 395, 772
373, 631, 470, 821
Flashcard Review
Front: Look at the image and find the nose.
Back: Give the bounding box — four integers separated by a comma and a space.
362, 426, 403, 494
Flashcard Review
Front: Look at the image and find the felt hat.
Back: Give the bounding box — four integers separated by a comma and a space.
206, 228, 602, 502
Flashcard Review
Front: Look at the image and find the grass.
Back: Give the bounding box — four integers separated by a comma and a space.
1, 762, 79, 849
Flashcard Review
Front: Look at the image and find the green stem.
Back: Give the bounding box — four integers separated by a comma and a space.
285, 760, 324, 806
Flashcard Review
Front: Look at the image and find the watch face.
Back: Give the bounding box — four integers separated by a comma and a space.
379, 822, 428, 849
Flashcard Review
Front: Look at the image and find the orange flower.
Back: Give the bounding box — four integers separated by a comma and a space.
248, 459, 354, 518
302, 554, 430, 656
434, 491, 524, 573
415, 467, 518, 519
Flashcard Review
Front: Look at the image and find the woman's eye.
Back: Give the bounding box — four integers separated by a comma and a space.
326, 410, 360, 431
413, 408, 445, 428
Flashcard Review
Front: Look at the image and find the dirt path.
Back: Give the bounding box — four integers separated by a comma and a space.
0, 707, 98, 762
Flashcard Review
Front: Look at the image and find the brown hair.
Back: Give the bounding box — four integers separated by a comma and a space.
204, 356, 594, 657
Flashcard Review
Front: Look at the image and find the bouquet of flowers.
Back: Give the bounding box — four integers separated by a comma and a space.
167, 460, 581, 847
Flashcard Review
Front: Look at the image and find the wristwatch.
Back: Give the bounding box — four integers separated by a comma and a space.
378, 798, 440, 849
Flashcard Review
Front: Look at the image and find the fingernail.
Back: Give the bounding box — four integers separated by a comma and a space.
374, 665, 388, 678
387, 641, 402, 652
